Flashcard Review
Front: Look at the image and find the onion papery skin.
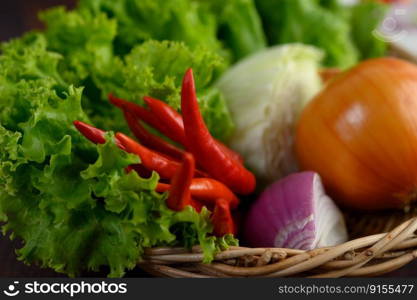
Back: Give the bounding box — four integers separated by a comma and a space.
295, 57, 417, 210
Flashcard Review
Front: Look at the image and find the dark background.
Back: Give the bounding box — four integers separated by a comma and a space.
0, 0, 76, 42
0, 0, 416, 278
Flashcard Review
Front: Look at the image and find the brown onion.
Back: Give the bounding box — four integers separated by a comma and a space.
296, 57, 417, 210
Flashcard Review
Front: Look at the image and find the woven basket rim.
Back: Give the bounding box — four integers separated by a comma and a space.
140, 216, 417, 278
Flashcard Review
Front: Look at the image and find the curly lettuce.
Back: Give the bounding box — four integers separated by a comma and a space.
39, 7, 234, 141
77, 0, 266, 61
39, 7, 117, 85
0, 29, 236, 277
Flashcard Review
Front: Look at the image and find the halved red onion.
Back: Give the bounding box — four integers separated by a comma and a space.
244, 172, 348, 250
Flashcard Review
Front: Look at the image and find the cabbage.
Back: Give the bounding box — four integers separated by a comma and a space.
216, 44, 323, 184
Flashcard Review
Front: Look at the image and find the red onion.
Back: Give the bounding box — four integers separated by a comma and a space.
244, 172, 348, 250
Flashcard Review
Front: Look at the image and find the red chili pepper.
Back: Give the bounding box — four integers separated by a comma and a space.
187, 178, 239, 209
211, 198, 236, 237
156, 178, 239, 209
75, 120, 208, 179
143, 96, 244, 164
115, 132, 186, 180
73, 120, 125, 150
123, 110, 185, 160
214, 142, 243, 165
73, 120, 106, 144
143, 96, 187, 145
165, 153, 202, 212
109, 94, 159, 127
181, 69, 256, 195
73, 121, 177, 178
115, 132, 209, 179
109, 94, 184, 145
110, 94, 244, 164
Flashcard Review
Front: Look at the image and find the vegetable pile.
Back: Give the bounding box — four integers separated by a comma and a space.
0, 0, 391, 277
74, 69, 255, 236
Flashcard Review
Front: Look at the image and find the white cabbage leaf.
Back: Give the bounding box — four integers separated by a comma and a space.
217, 44, 323, 184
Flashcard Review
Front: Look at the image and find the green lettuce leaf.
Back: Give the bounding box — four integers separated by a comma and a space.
38, 6, 126, 134
196, 0, 267, 61
255, 0, 358, 68
319, 0, 388, 60
0, 129, 235, 277
255, 0, 388, 68
39, 7, 117, 84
